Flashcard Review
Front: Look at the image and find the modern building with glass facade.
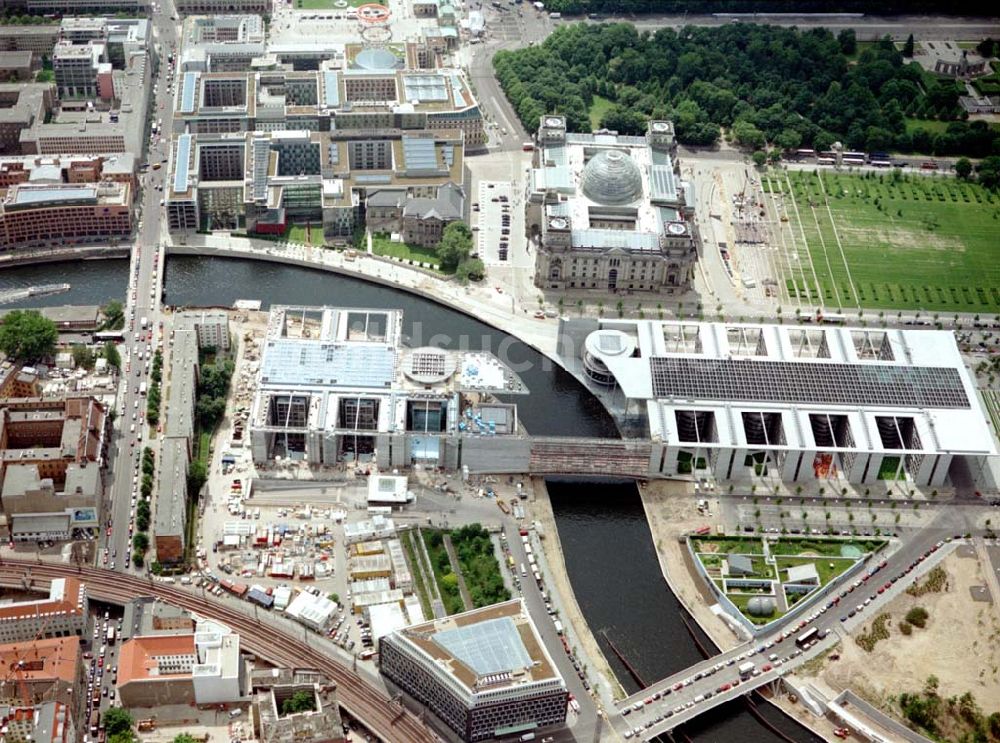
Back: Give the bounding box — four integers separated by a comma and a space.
568, 319, 998, 488
379, 599, 567, 742
528, 115, 699, 295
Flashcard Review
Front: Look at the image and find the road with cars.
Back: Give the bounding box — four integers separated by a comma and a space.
101, 0, 179, 574
613, 529, 960, 740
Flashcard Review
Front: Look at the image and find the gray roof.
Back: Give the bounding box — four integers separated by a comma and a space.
1, 463, 48, 499
366, 189, 406, 208
728, 554, 753, 574
402, 182, 464, 222
64, 462, 101, 497
154, 437, 189, 538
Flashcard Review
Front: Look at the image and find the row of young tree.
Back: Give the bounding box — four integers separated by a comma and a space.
538, 0, 993, 16
493, 23, 1000, 158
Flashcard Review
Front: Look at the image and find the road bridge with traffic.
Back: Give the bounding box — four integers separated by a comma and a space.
610, 530, 956, 740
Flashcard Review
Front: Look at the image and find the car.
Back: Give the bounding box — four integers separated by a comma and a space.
761, 664, 773, 672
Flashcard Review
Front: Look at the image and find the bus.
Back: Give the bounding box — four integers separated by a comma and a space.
842, 150, 866, 160
921, 161, 939, 170
819, 312, 847, 324
107, 626, 116, 644
520, 563, 527, 577
522, 142, 534, 151
870, 159, 892, 168
817, 157, 836, 166
95, 330, 125, 343
794, 149, 816, 158
842, 157, 865, 167
796, 626, 819, 648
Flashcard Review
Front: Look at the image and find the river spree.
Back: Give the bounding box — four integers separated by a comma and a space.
0, 256, 818, 742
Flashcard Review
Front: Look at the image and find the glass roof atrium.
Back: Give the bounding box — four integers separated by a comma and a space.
581, 149, 644, 205
434, 616, 531, 676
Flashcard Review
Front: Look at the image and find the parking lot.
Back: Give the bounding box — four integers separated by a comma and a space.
476, 180, 517, 266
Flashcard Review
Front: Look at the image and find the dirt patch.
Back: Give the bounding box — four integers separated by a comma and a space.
800, 551, 1000, 712
700, 542, 721, 554
837, 225, 966, 252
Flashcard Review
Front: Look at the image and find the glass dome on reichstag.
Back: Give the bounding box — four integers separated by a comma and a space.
581, 149, 644, 206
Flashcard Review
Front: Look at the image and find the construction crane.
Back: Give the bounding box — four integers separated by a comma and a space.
0, 610, 62, 709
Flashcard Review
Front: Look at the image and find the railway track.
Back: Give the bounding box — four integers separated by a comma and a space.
0, 559, 436, 743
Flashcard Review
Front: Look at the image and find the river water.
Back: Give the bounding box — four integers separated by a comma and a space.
0, 257, 819, 742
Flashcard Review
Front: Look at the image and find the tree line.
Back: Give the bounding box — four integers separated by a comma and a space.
494, 23, 1000, 159
540, 0, 995, 16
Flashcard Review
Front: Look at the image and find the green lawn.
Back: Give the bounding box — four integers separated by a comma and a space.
400, 530, 434, 620
691, 535, 765, 555
768, 537, 885, 558
765, 169, 1000, 312
295, 0, 334, 8
285, 223, 323, 246
589, 94, 615, 132
903, 117, 953, 135
370, 233, 445, 269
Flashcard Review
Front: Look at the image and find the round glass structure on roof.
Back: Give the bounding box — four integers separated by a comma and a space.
355, 47, 400, 71
580, 149, 644, 206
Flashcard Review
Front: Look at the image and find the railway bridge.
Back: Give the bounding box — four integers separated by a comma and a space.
0, 559, 436, 743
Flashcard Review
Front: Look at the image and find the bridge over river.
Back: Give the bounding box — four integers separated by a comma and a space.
610, 530, 953, 740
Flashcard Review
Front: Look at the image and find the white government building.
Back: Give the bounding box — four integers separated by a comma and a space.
574, 319, 998, 488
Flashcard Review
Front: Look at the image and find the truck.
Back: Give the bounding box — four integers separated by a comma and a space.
139, 382, 147, 396
106, 626, 115, 644
140, 316, 149, 330
738, 661, 756, 679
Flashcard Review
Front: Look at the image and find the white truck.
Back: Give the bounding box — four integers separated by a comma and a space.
738, 661, 756, 679
140, 316, 149, 330
139, 382, 147, 395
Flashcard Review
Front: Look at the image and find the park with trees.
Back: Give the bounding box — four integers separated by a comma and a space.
0, 309, 57, 362
493, 23, 1000, 163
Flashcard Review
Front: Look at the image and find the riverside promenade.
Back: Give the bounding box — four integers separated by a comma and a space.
168, 233, 560, 358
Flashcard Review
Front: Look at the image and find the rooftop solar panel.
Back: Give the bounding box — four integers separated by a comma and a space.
648, 357, 970, 409
434, 617, 531, 676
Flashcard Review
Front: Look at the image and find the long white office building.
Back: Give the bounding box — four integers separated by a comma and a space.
572, 319, 998, 488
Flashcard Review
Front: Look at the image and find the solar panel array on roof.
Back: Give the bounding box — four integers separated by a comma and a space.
260, 340, 396, 388
173, 134, 193, 194
402, 137, 438, 171
181, 71, 199, 114
402, 74, 447, 102
434, 617, 531, 676
649, 357, 970, 409
450, 74, 464, 107
323, 70, 340, 108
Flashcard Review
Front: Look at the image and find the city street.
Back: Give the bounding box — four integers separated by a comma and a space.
102, 0, 179, 573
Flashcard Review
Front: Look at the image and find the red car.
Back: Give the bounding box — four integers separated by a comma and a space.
106, 527, 113, 537
762, 664, 773, 672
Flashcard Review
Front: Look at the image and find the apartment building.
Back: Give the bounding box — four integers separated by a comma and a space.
0, 578, 88, 644
24, 0, 149, 13
0, 182, 131, 249
0, 636, 84, 713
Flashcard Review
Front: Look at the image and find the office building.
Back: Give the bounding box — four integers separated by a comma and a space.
175, 0, 268, 15
0, 182, 132, 250
178, 15, 265, 73
154, 436, 189, 565
0, 51, 39, 81
23, 0, 148, 13
0, 83, 54, 156
569, 319, 999, 487
248, 306, 526, 471
0, 578, 88, 644
2, 462, 101, 541
52, 40, 107, 99
379, 599, 567, 742
0, 25, 60, 55
528, 116, 699, 294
